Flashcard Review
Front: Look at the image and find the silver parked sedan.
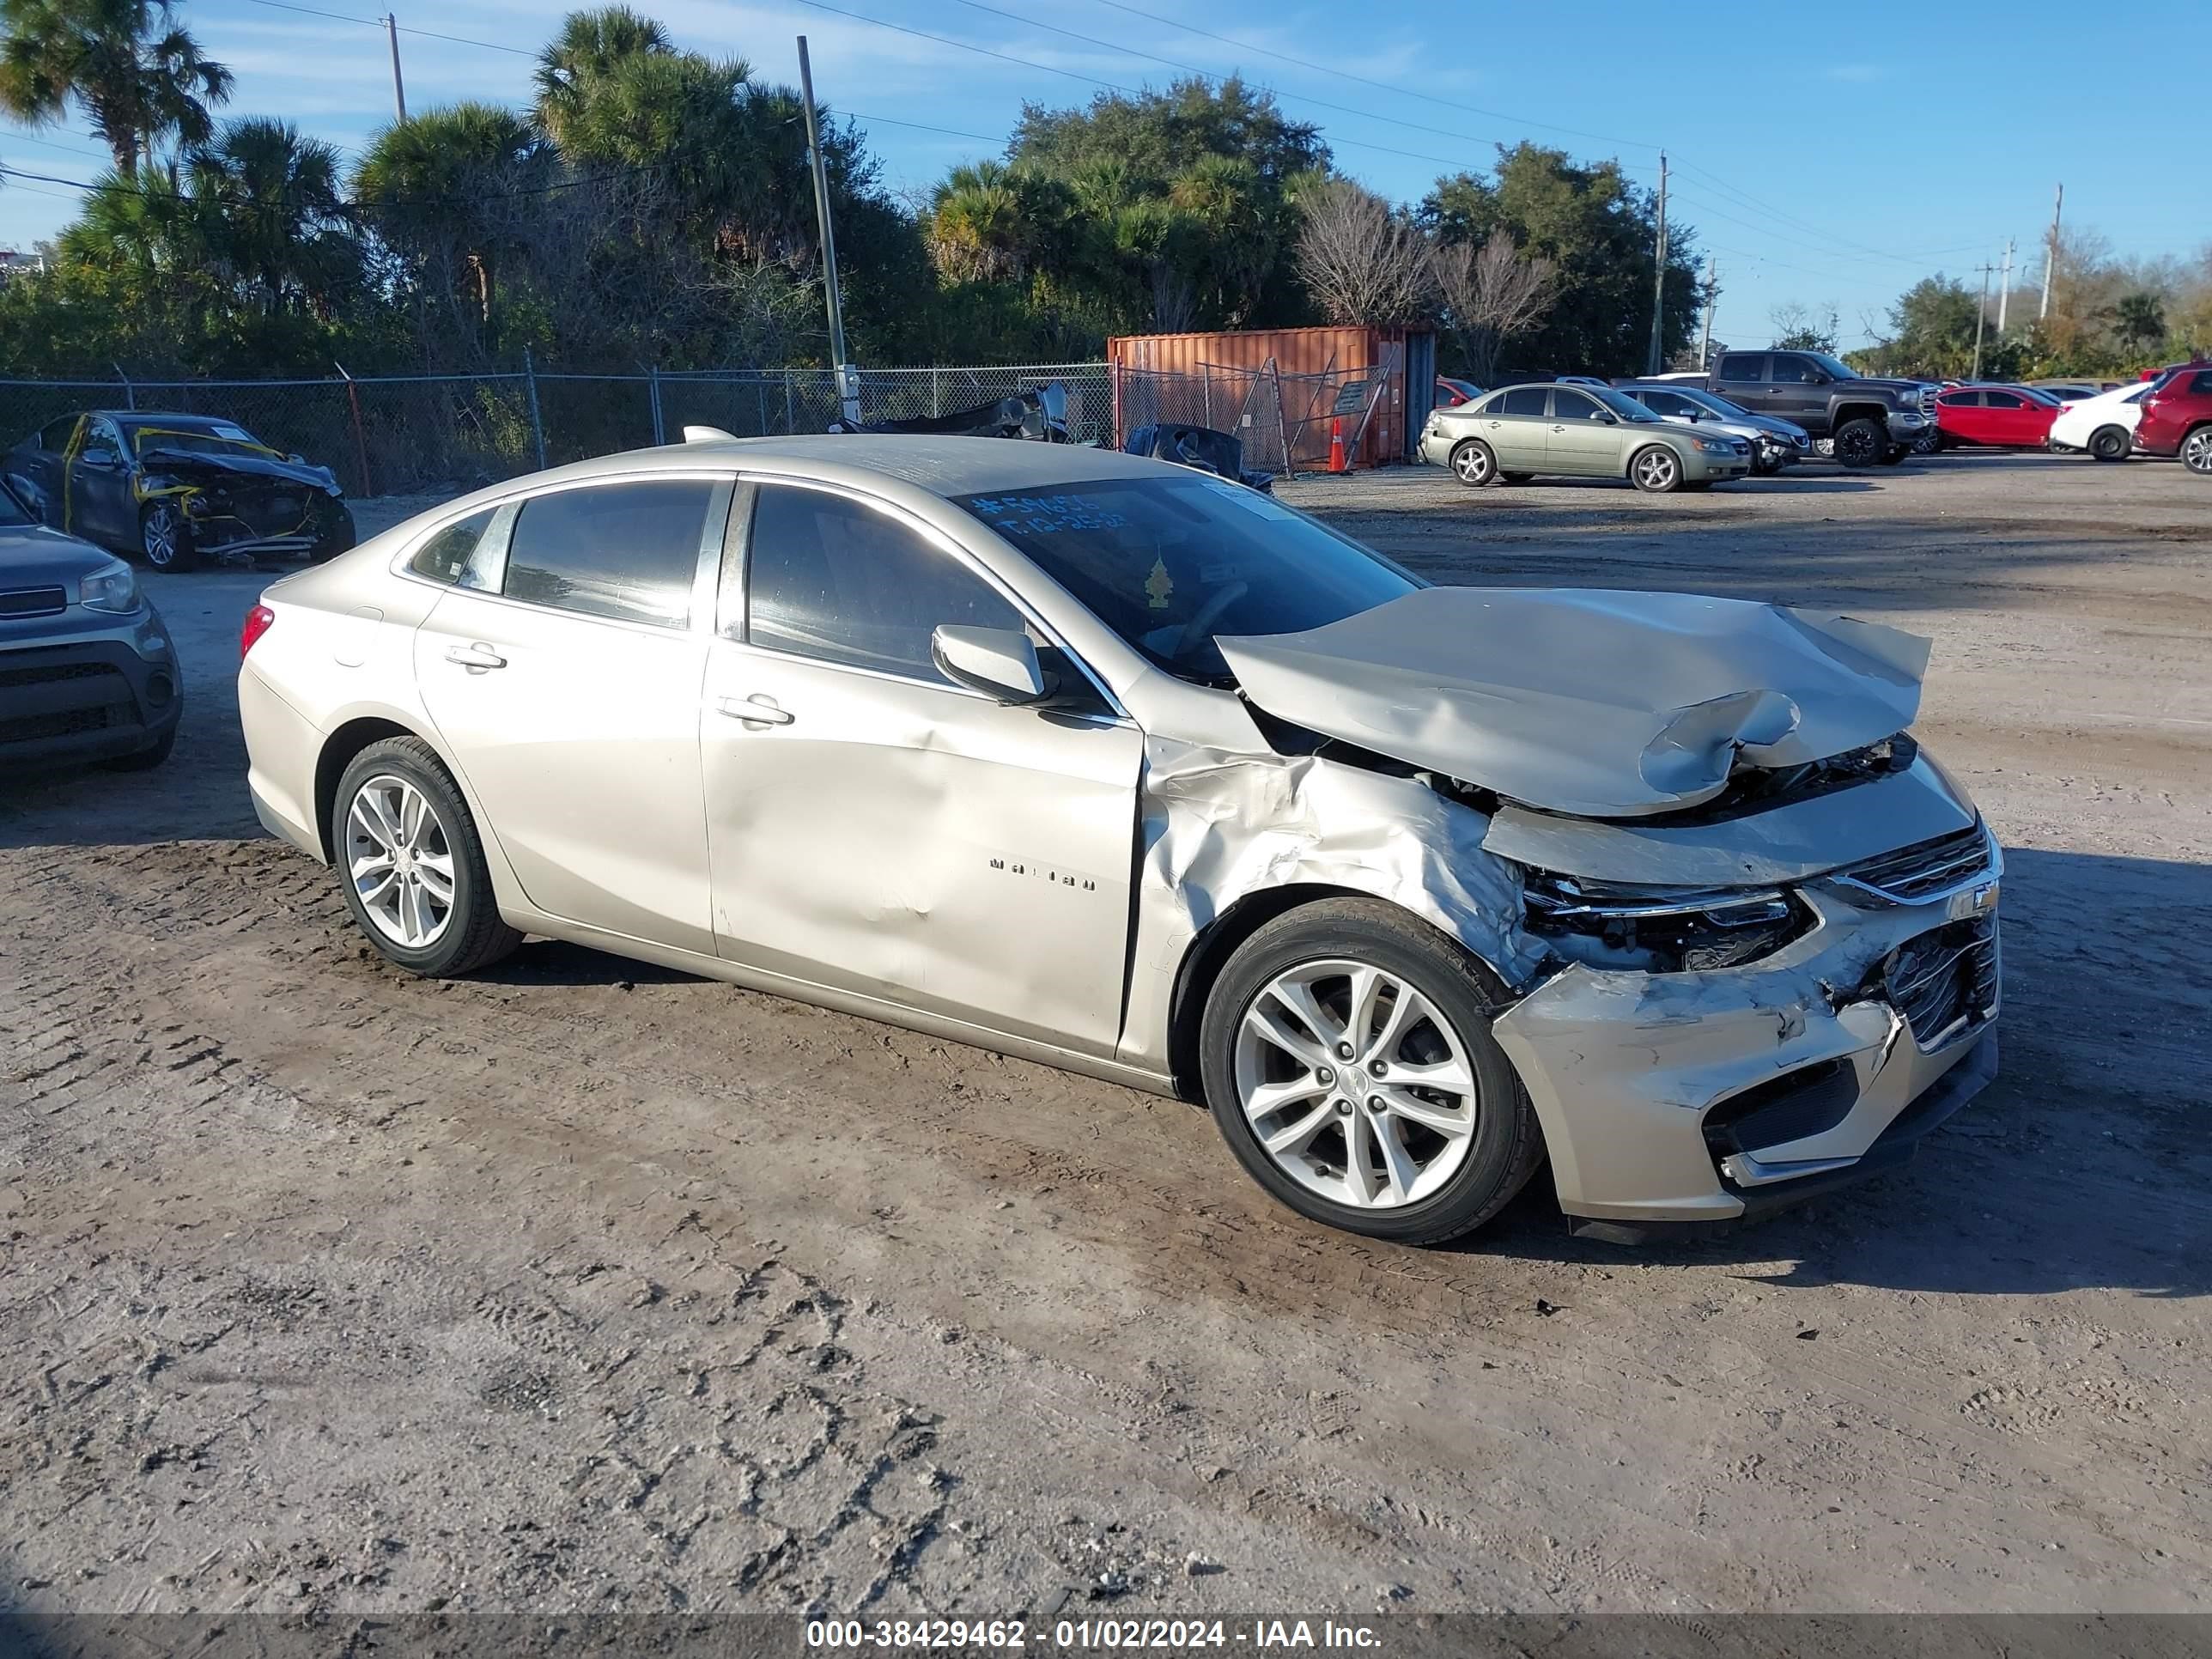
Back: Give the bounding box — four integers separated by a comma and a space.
240, 436, 2000, 1243
1419, 382, 1753, 491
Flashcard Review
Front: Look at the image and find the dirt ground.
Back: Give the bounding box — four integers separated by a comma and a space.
3, 453, 2207, 1620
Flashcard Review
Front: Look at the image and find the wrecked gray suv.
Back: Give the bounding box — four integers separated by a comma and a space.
239, 437, 1998, 1245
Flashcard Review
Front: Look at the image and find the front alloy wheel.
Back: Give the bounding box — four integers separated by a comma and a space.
1631, 446, 1682, 492
140, 501, 194, 570
1234, 959, 1479, 1210
2183, 428, 2212, 476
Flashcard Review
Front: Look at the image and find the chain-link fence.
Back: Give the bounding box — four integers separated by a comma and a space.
0, 362, 1116, 500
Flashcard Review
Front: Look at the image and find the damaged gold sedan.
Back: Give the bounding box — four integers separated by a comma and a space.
237, 436, 1998, 1244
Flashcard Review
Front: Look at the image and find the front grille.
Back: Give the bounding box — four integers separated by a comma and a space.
0, 705, 112, 744
1885, 916, 1999, 1051
0, 659, 121, 690
1838, 823, 1994, 902
0, 586, 67, 619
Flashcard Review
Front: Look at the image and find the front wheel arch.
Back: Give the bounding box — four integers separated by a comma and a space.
1165, 884, 1524, 1104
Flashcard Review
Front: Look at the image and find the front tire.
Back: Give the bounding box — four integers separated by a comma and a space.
1199, 899, 1545, 1244
1449, 439, 1497, 488
2088, 425, 2130, 462
333, 737, 522, 977
1832, 418, 1885, 470
1881, 445, 1910, 465
139, 500, 198, 572
1630, 444, 1684, 492
1910, 425, 1943, 456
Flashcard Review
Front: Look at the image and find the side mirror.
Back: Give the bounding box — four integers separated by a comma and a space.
80, 450, 118, 469
932, 624, 1050, 704
288, 452, 307, 465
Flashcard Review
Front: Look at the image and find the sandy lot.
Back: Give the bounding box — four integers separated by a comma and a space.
3, 453, 2207, 1620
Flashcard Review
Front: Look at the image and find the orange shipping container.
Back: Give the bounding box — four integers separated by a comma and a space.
1107, 325, 1437, 470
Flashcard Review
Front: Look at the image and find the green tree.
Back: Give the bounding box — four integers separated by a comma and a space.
2114, 290, 2166, 355
186, 117, 355, 313
531, 3, 670, 149
0, 0, 231, 174
1422, 143, 1698, 375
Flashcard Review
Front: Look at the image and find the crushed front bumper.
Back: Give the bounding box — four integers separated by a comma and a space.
1492, 849, 2002, 1231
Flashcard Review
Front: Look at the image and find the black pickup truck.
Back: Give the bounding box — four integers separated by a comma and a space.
1696, 350, 1936, 467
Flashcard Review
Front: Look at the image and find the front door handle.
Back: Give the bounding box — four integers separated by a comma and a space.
446, 642, 507, 671
720, 693, 794, 727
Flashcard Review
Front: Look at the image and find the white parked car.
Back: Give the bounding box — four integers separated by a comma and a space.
2047, 382, 2152, 462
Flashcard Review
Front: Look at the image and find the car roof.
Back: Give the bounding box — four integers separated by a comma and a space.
87, 410, 239, 426
440, 434, 1198, 512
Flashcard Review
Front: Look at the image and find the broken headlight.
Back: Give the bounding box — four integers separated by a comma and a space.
1522, 872, 1812, 973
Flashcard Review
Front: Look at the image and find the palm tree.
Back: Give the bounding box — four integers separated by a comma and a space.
356, 102, 552, 325
2115, 290, 2166, 356
0, 0, 232, 175
188, 117, 354, 312
532, 4, 671, 149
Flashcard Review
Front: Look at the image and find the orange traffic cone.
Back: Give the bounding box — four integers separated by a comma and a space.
1328, 417, 1346, 473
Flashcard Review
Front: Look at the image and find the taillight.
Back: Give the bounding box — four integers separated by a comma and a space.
240, 603, 275, 659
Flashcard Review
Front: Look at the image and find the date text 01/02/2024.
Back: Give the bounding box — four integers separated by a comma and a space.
804, 1619, 1386, 1650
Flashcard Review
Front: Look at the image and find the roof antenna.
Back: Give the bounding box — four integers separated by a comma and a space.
682, 425, 738, 444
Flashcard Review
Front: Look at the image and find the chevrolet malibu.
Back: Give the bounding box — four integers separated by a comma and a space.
239, 436, 2000, 1243
1420, 382, 1753, 492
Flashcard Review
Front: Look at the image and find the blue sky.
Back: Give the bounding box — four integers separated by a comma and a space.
3, 0, 2206, 356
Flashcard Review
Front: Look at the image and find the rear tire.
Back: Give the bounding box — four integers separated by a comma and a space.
2087, 425, 2130, 462
1832, 418, 1885, 470
139, 501, 198, 572
332, 737, 522, 977
1449, 439, 1497, 488
1198, 898, 1546, 1245
2182, 427, 2212, 477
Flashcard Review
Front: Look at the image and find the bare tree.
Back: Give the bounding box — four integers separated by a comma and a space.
1294, 179, 1436, 326
1432, 234, 1557, 383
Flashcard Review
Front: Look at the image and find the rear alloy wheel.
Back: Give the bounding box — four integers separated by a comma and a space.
139, 500, 198, 572
1832, 418, 1886, 469
2182, 428, 2212, 477
1199, 898, 1544, 1244
2087, 425, 2130, 462
334, 737, 521, 976
1449, 439, 1497, 488
1630, 445, 1683, 493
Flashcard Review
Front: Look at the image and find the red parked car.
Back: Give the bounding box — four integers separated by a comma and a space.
2132, 366, 2212, 476
1933, 384, 2063, 449
1434, 375, 1483, 406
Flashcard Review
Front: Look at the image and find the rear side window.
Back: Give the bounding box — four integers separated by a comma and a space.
745, 484, 1024, 684
502, 479, 717, 628
40, 416, 78, 451
2191, 372, 2212, 397
1942, 390, 1982, 407
1498, 386, 1550, 416
1717, 355, 1765, 382
408, 508, 496, 585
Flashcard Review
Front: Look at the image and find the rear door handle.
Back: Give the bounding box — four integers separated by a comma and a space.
446, 643, 507, 671
720, 693, 794, 727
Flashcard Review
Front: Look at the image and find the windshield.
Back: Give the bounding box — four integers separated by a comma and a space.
956, 475, 1419, 684
1802, 352, 1860, 381
0, 476, 33, 527
125, 421, 270, 458
1678, 387, 1751, 419
1590, 386, 1665, 423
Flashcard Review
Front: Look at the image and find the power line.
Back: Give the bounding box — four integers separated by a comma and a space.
234, 0, 532, 57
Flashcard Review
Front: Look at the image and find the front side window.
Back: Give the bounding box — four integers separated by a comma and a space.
80, 420, 125, 460
1588, 386, 1665, 423
1769, 356, 1817, 385
408, 507, 497, 585
1941, 391, 1982, 408
1498, 386, 1550, 416
1553, 390, 1607, 422
1717, 354, 1765, 382
501, 479, 716, 628
1644, 391, 1692, 417
957, 473, 1417, 684
746, 484, 1024, 684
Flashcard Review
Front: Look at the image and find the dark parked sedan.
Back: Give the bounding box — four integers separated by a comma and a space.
0, 477, 181, 771
3, 410, 355, 571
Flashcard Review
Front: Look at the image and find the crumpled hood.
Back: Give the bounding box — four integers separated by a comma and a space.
138, 446, 341, 495
1216, 587, 1929, 818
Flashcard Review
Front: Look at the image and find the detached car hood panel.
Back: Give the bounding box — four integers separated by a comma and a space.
1217, 587, 1929, 818
139, 447, 337, 493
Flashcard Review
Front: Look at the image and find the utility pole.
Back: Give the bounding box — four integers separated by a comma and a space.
796, 35, 860, 428
1996, 237, 2014, 335
1698, 255, 1719, 370
1972, 262, 1996, 380
1645, 151, 1668, 375
2039, 183, 2063, 322
385, 15, 406, 122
